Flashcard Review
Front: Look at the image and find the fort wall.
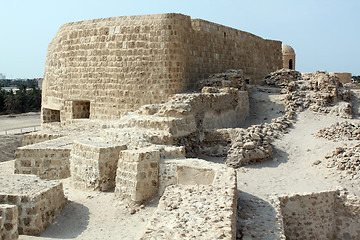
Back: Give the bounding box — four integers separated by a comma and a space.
42, 13, 281, 122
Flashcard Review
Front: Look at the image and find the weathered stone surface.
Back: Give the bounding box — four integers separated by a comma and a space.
0, 174, 66, 236
276, 190, 360, 240
0, 204, 18, 240
317, 121, 360, 141
325, 144, 360, 180
42, 13, 281, 123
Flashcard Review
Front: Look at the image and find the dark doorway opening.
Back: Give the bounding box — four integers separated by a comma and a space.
289, 59, 293, 69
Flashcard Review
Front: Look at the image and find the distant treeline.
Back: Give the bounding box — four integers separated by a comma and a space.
353, 76, 360, 83
0, 79, 40, 88
0, 84, 41, 114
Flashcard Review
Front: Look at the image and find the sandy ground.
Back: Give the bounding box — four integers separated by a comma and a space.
0, 112, 40, 132
0, 112, 40, 162
1, 90, 359, 239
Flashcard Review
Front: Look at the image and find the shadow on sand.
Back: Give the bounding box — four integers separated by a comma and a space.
39, 201, 90, 239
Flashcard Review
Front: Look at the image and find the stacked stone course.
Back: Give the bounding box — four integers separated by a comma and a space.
115, 148, 160, 203
0, 204, 18, 240
141, 159, 237, 239
70, 138, 126, 191
15, 137, 73, 179
0, 175, 66, 236
276, 190, 360, 239
42, 13, 280, 122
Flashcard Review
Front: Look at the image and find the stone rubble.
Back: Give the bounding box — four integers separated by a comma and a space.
325, 144, 360, 180
317, 121, 360, 141
224, 69, 355, 168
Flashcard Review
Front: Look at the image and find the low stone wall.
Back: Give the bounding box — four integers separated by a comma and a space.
14, 137, 73, 179
115, 148, 160, 203
0, 204, 18, 240
141, 159, 237, 239
277, 190, 360, 239
22, 132, 64, 146
0, 174, 66, 236
70, 138, 126, 191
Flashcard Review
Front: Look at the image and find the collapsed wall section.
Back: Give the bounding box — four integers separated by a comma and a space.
42, 13, 281, 123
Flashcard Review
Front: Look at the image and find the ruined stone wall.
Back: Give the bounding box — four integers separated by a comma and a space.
278, 190, 360, 240
42, 13, 281, 122
70, 139, 126, 191
0, 204, 18, 240
0, 175, 66, 236
15, 137, 72, 179
22, 132, 64, 146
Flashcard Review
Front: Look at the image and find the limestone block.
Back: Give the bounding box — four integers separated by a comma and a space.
141, 159, 237, 239
70, 138, 126, 191
42, 13, 281, 122
0, 174, 66, 236
0, 204, 18, 240
115, 148, 160, 203
14, 137, 72, 179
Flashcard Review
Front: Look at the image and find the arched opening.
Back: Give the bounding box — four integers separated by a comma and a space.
289, 59, 293, 70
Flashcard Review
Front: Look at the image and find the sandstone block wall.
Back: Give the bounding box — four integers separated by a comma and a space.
329, 72, 352, 84
278, 190, 360, 239
15, 137, 72, 179
70, 139, 126, 191
0, 204, 18, 240
0, 175, 66, 236
141, 159, 238, 239
42, 13, 281, 122
115, 148, 160, 203
22, 132, 64, 146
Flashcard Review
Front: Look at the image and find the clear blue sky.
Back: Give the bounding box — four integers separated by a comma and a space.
0, 0, 359, 79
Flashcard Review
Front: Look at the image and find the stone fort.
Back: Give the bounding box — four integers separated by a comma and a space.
42, 13, 285, 123
16, 13, 360, 240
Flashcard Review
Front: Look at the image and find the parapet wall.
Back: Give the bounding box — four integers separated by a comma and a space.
42, 13, 281, 122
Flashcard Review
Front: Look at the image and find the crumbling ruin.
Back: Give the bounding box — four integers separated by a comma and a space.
1, 13, 360, 240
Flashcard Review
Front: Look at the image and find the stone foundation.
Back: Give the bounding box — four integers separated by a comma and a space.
115, 148, 160, 203
22, 132, 64, 146
0, 204, 18, 240
277, 190, 360, 239
14, 137, 73, 179
0, 174, 66, 236
141, 159, 237, 239
70, 138, 126, 191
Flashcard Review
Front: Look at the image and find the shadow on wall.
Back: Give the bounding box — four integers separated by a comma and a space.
237, 190, 284, 239
39, 202, 89, 239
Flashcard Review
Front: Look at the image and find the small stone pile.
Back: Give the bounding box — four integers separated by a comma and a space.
263, 68, 301, 88
325, 145, 360, 179
226, 115, 294, 167
317, 121, 360, 141
196, 69, 248, 92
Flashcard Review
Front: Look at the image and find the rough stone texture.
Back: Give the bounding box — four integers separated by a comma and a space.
141, 159, 237, 240
14, 137, 73, 179
21, 132, 64, 146
70, 138, 127, 191
0, 174, 66, 236
42, 13, 281, 122
277, 190, 360, 240
0, 204, 19, 240
115, 148, 160, 203
325, 144, 360, 180
317, 121, 360, 141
